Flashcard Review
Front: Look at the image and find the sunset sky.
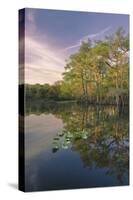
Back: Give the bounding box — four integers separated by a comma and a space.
22, 8, 129, 84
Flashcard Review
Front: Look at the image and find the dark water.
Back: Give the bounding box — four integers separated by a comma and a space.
25, 102, 129, 191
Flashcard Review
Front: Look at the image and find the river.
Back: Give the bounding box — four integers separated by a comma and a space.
24, 102, 129, 191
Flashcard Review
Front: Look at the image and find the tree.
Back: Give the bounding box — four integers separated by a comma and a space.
24, 27, 129, 106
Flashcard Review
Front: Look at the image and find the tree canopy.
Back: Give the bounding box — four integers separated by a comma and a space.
24, 27, 129, 106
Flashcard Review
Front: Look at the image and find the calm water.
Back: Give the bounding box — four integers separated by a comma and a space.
25, 102, 129, 191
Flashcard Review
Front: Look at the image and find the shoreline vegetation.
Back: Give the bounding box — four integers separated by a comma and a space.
21, 27, 129, 107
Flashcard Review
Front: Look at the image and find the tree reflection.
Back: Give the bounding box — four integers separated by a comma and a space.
26, 101, 129, 184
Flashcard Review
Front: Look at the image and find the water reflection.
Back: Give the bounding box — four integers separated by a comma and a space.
25, 102, 129, 191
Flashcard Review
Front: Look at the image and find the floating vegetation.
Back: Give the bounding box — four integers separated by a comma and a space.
82, 134, 88, 139
52, 130, 73, 152
52, 141, 58, 144
62, 143, 69, 149
57, 132, 64, 137
52, 145, 59, 153
52, 129, 90, 152
66, 137, 70, 141
66, 140, 71, 144
53, 137, 60, 140
82, 130, 88, 139
67, 132, 73, 138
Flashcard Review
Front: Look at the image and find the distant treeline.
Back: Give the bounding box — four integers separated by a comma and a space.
23, 83, 74, 101
21, 27, 129, 106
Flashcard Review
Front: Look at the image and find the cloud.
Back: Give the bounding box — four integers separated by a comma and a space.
23, 10, 111, 84
63, 41, 81, 51
82, 26, 111, 40
63, 26, 111, 51
25, 35, 65, 84
23, 9, 66, 84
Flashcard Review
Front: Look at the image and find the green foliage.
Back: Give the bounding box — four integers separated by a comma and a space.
23, 27, 129, 105
62, 27, 129, 105
25, 83, 62, 101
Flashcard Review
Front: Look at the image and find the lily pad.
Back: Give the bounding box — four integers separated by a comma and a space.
52, 146, 59, 153
66, 137, 70, 141
82, 134, 88, 139
66, 141, 71, 144
67, 133, 73, 138
57, 132, 64, 137
52, 141, 58, 144
62, 143, 69, 149
53, 137, 59, 140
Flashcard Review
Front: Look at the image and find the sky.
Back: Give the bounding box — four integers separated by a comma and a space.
20, 8, 129, 85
